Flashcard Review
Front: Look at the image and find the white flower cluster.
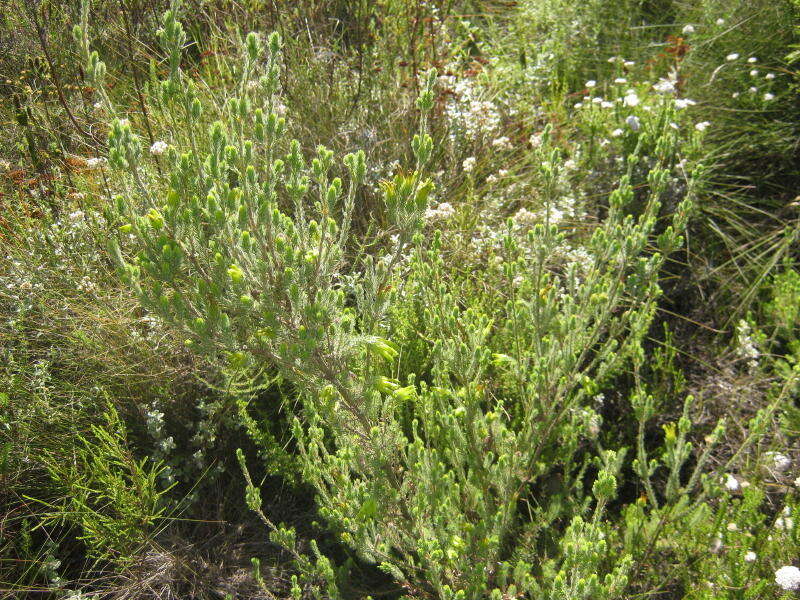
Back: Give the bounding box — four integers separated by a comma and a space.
149, 140, 168, 155
735, 319, 759, 371
442, 74, 502, 140
775, 565, 800, 590
424, 202, 456, 221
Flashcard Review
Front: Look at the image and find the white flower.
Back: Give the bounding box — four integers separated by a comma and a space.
68, 210, 84, 221
775, 516, 794, 531
724, 473, 740, 491
498, 169, 509, 177
86, 157, 107, 169
750, 69, 759, 77
749, 86, 758, 93
611, 128, 624, 137
765, 73, 776, 80
574, 102, 584, 109
623, 92, 640, 107
529, 133, 543, 147
794, 474, 800, 487
764, 93, 775, 101
767, 451, 791, 472
726, 53, 740, 61
93, 101, 103, 110
710, 535, 724, 553
669, 122, 679, 130
624, 60, 635, 68
775, 566, 800, 590
150, 140, 168, 155
591, 97, 603, 104
695, 121, 711, 132
513, 207, 537, 226
653, 79, 676, 94
492, 136, 511, 149
486, 174, 498, 184
614, 77, 627, 84
625, 115, 641, 131
462, 156, 477, 172
424, 202, 455, 221
585, 80, 597, 88
716, 18, 725, 25
682, 24, 695, 34
674, 98, 697, 109
601, 101, 614, 108
744, 551, 757, 563
727, 522, 738, 531
748, 57, 758, 63
732, 92, 740, 98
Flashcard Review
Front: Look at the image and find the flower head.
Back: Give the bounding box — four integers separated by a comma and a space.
150, 140, 169, 155
726, 53, 740, 61
682, 24, 695, 34
625, 115, 640, 132
724, 473, 740, 491
695, 121, 711, 132
462, 156, 477, 173
744, 551, 757, 563
775, 566, 800, 591
623, 92, 640, 107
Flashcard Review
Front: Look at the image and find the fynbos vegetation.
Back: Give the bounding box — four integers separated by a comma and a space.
2, 0, 799, 598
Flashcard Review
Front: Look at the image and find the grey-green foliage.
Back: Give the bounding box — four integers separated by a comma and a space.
83, 0, 702, 597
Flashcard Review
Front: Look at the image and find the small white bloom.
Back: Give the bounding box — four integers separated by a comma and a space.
624, 60, 635, 68
592, 96, 603, 104
775, 516, 794, 531
716, 18, 725, 25
574, 102, 584, 109
710, 535, 724, 553
726, 53, 740, 61
695, 121, 711, 132
767, 452, 791, 472
744, 551, 757, 563
86, 157, 107, 169
794, 474, 800, 487
68, 210, 84, 221
492, 136, 511, 149
498, 169, 509, 177
462, 156, 476, 172
682, 24, 695, 34
93, 101, 103, 110
749, 86, 758, 93
150, 140, 168, 155
732, 92, 740, 98
614, 77, 627, 84
623, 92, 640, 107
775, 566, 800, 590
748, 57, 758, 63
486, 174, 498, 184
764, 93, 775, 101
625, 115, 640, 131
727, 522, 738, 531
653, 79, 676, 94
674, 98, 697, 109
601, 101, 614, 108
585, 80, 597, 88
611, 128, 624, 137
765, 73, 776, 80
750, 69, 759, 77
669, 121, 680, 130
725, 473, 740, 491
529, 133, 543, 147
